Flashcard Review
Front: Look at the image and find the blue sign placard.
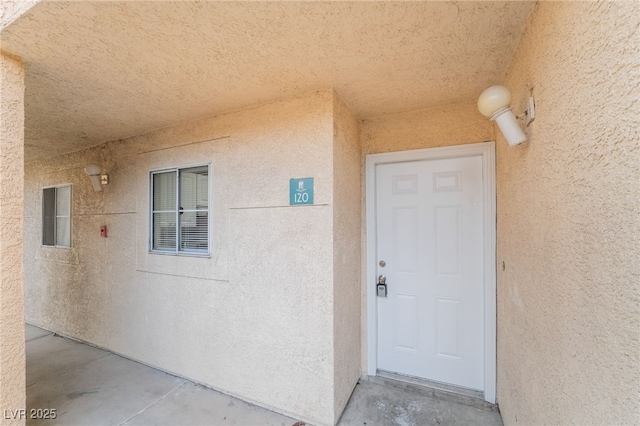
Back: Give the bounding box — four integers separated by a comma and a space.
290, 178, 314, 205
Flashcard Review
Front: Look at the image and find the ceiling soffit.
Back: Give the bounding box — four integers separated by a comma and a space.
0, 1, 535, 160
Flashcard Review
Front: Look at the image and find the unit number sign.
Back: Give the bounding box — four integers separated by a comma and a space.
289, 178, 314, 205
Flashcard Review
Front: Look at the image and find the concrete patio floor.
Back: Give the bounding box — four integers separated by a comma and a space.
26, 324, 503, 426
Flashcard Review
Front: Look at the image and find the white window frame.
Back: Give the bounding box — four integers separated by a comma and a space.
41, 184, 72, 249
149, 163, 211, 257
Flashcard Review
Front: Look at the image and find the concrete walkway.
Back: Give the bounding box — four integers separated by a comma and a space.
26, 324, 503, 426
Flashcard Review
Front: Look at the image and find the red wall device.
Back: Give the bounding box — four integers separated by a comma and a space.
100, 225, 108, 238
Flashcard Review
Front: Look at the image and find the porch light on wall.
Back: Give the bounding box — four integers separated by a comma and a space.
478, 85, 535, 147
84, 163, 108, 192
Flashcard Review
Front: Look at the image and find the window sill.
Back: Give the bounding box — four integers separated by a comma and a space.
148, 250, 211, 259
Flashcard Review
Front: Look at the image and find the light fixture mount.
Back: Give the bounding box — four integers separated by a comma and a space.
84, 163, 106, 192
478, 85, 535, 147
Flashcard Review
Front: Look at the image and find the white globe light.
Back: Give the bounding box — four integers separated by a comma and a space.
84, 163, 102, 176
477, 85, 512, 117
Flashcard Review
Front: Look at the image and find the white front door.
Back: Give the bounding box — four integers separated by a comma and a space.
375, 155, 485, 390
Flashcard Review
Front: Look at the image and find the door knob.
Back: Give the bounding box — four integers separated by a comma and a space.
378, 275, 386, 284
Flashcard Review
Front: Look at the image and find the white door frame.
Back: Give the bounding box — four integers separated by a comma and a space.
365, 141, 496, 404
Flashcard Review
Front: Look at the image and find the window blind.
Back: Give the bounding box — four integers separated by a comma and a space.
55, 186, 71, 247
152, 171, 177, 251
179, 166, 209, 251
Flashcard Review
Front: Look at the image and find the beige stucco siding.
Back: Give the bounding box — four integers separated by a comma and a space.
361, 102, 495, 156
24, 91, 343, 425
0, 53, 26, 426
496, 2, 640, 424
332, 93, 362, 422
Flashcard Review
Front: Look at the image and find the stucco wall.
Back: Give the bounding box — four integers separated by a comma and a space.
24, 90, 352, 425
496, 2, 640, 424
332, 93, 362, 422
359, 102, 494, 374
0, 53, 25, 425
361, 102, 494, 156
0, 0, 38, 30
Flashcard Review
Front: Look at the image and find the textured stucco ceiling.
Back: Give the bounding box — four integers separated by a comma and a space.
0, 1, 534, 161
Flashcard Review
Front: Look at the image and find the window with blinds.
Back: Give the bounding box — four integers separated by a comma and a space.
42, 185, 71, 247
151, 165, 209, 254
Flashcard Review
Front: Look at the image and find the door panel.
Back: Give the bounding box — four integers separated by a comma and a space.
376, 155, 484, 390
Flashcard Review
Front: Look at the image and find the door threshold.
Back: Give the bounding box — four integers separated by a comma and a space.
377, 370, 483, 398
366, 370, 497, 410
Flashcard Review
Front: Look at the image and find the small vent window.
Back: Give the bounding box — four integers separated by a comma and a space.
42, 185, 71, 247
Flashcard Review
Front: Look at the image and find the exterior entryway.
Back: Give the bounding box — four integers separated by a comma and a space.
366, 143, 496, 403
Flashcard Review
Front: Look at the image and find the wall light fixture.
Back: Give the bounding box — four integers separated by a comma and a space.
84, 163, 108, 192
478, 85, 535, 147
